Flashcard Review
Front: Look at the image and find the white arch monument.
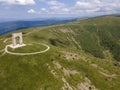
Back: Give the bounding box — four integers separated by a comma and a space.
10, 32, 26, 48
12, 32, 23, 46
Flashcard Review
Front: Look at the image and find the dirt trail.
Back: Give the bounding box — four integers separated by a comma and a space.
99, 71, 120, 78
91, 63, 120, 78
59, 28, 74, 34
62, 28, 81, 50
77, 77, 98, 90
62, 77, 75, 90
63, 68, 79, 77
53, 61, 79, 77
47, 65, 59, 78
71, 36, 81, 49
49, 61, 98, 90
47, 61, 78, 90
3, 38, 11, 43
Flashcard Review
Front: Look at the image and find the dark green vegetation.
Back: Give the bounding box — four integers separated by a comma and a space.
0, 15, 120, 90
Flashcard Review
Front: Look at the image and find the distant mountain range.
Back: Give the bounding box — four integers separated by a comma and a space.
0, 18, 77, 35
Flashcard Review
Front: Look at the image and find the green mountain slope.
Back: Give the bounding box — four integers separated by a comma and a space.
0, 16, 120, 90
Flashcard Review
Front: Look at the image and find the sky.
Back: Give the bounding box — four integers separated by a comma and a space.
0, 0, 120, 19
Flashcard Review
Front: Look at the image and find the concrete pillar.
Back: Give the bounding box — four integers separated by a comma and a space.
12, 35, 16, 46
19, 35, 23, 45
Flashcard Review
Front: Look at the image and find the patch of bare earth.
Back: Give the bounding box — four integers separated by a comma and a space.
91, 64, 98, 68
46, 63, 60, 79
63, 68, 79, 77
53, 61, 62, 69
77, 77, 98, 90
53, 61, 79, 77
62, 52, 80, 61
71, 36, 81, 49
99, 71, 120, 78
47, 61, 80, 90
62, 77, 76, 90
53, 61, 80, 90
62, 51, 89, 63
91, 63, 120, 78
59, 28, 75, 34
47, 61, 101, 90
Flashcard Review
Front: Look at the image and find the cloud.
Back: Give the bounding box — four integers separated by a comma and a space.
0, 0, 35, 5
47, 0, 64, 6
40, 8, 48, 13
28, 8, 49, 14
29, 0, 120, 15
61, 8, 70, 12
86, 8, 100, 13
74, 0, 120, 13
39, 0, 64, 5
75, 0, 100, 9
50, 7, 70, 14
28, 9, 36, 13
39, 0, 68, 14
76, 2, 92, 9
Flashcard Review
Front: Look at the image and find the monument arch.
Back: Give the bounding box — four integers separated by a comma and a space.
12, 32, 23, 46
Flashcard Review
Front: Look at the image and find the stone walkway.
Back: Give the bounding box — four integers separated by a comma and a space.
4, 43, 50, 56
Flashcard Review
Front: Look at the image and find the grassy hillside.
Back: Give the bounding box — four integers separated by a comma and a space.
0, 16, 120, 90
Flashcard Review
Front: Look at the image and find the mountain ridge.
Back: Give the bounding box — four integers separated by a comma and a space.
0, 15, 120, 90
0, 18, 77, 35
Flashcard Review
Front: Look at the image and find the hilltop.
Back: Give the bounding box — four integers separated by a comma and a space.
0, 15, 120, 90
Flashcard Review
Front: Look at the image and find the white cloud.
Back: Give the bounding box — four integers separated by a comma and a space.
50, 6, 59, 10
47, 0, 64, 6
28, 9, 36, 13
40, 8, 48, 13
75, 0, 100, 9
28, 0, 120, 15
0, 0, 35, 5
28, 8, 49, 14
45, 0, 69, 14
74, 0, 120, 14
86, 8, 100, 13
76, 2, 93, 9
39, 0, 65, 6
41, 8, 46, 11
50, 7, 70, 14
62, 8, 70, 12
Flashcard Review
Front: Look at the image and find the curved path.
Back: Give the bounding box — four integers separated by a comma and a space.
5, 43, 50, 56
1, 30, 50, 56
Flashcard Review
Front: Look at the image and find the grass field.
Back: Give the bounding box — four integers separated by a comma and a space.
0, 15, 120, 90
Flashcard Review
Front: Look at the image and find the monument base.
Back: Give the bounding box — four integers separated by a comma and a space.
9, 44, 26, 49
